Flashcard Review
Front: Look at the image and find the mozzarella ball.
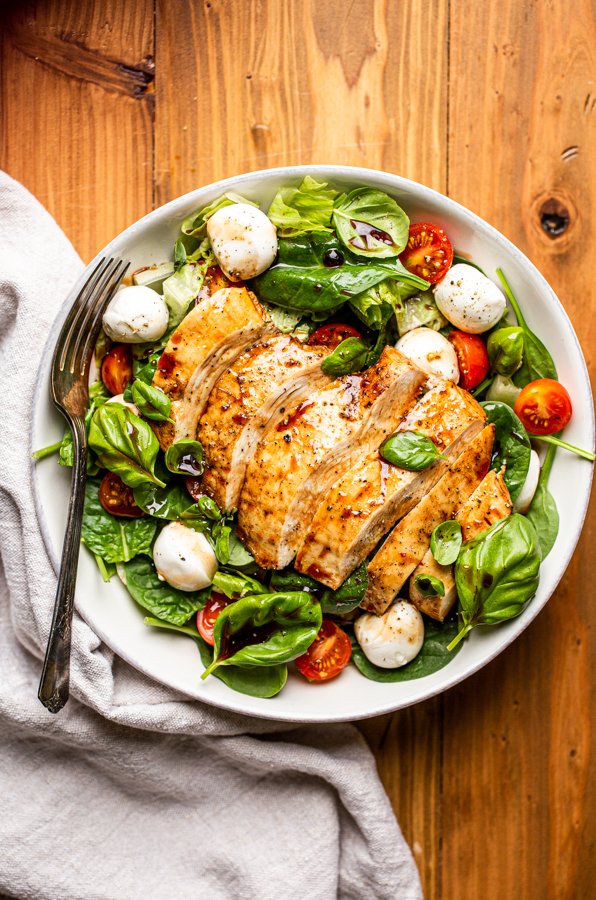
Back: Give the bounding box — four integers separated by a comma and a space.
396, 327, 460, 382
355, 600, 425, 669
102, 285, 169, 343
207, 203, 278, 281
105, 393, 138, 415
513, 449, 541, 513
153, 522, 217, 592
434, 264, 506, 334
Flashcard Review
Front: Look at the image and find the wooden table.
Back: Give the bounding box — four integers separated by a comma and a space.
2, 2, 594, 896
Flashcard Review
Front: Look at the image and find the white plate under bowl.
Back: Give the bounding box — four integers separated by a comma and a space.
31, 166, 594, 723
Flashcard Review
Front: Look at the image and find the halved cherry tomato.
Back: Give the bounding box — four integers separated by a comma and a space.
399, 223, 454, 284
514, 378, 572, 435
98, 471, 145, 518
294, 619, 352, 682
448, 330, 490, 391
197, 593, 231, 646
308, 323, 362, 349
101, 344, 133, 395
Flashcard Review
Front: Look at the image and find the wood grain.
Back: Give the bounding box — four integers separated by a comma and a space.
1, 1, 594, 897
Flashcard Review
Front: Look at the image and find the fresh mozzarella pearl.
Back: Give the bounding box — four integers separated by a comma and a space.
105, 393, 138, 415
153, 522, 217, 592
433, 264, 506, 334
102, 285, 169, 343
355, 600, 425, 669
207, 203, 278, 281
513, 449, 541, 513
396, 326, 460, 382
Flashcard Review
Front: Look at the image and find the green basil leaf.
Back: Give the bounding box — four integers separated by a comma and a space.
380, 431, 447, 471
413, 574, 445, 598
133, 482, 197, 520
321, 337, 369, 377
124, 351, 161, 402
165, 439, 205, 476
430, 520, 463, 566
332, 188, 410, 258
350, 617, 463, 682
119, 556, 209, 625
81, 477, 157, 563
181, 192, 257, 238
487, 327, 524, 376
320, 563, 368, 614
267, 176, 338, 237
174, 239, 187, 271
212, 570, 268, 599
449, 514, 541, 649
202, 592, 322, 676
480, 401, 531, 502
89, 405, 166, 488
131, 380, 173, 423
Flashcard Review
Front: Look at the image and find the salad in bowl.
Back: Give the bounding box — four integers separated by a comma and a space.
34, 168, 594, 714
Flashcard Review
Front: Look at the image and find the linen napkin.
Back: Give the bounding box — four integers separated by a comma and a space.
0, 171, 422, 900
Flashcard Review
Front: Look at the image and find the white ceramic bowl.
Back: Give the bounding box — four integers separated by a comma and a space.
31, 166, 595, 722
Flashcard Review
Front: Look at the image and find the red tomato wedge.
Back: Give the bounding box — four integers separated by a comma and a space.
308, 323, 362, 349
295, 619, 352, 682
98, 472, 145, 518
448, 330, 490, 391
101, 344, 133, 395
514, 378, 572, 435
399, 223, 454, 284
197, 593, 231, 646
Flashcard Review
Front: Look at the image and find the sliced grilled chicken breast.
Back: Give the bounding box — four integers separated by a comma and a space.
362, 424, 495, 615
237, 347, 427, 569
152, 286, 276, 449
199, 335, 331, 510
409, 468, 512, 620
295, 380, 486, 589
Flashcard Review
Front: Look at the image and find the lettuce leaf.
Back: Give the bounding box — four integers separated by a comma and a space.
267, 176, 338, 237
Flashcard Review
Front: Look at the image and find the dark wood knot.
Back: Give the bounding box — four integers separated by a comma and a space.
539, 197, 570, 238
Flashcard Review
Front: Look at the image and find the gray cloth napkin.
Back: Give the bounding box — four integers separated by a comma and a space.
0, 171, 422, 900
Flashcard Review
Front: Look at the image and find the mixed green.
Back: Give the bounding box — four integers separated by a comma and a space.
34, 177, 594, 700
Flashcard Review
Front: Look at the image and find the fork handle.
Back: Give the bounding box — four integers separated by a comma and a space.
38, 418, 87, 713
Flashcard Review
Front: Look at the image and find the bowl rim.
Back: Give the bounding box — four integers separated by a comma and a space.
30, 165, 595, 722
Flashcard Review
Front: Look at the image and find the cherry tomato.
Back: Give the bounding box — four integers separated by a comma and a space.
185, 476, 203, 501
98, 472, 144, 518
197, 593, 231, 646
101, 344, 133, 395
308, 323, 363, 349
514, 378, 572, 435
399, 223, 454, 284
448, 330, 490, 391
294, 619, 352, 682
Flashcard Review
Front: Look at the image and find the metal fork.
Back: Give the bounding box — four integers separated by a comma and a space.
38, 256, 129, 713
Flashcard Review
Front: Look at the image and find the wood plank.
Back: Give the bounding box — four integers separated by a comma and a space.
0, 0, 154, 262
445, 1, 596, 897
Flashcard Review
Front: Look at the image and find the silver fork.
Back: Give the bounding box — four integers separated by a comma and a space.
38, 256, 130, 713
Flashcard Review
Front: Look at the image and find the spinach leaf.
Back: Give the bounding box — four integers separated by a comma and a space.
165, 439, 205, 476
174, 239, 187, 271
351, 617, 463, 682
487, 327, 524, 376
525, 445, 559, 558
119, 556, 209, 625
448, 513, 541, 650
81, 477, 157, 563
267, 176, 338, 237
496, 269, 557, 387
181, 192, 257, 238
33, 379, 110, 471
131, 380, 173, 423
212, 518, 254, 567
133, 481, 197, 520
212, 570, 268, 598
124, 351, 160, 402
202, 592, 322, 677
380, 431, 446, 471
413, 574, 445, 598
269, 569, 320, 593
89, 405, 166, 488
320, 563, 368, 614
332, 188, 409, 258
430, 520, 463, 565
481, 401, 531, 502
321, 336, 370, 377
452, 254, 486, 274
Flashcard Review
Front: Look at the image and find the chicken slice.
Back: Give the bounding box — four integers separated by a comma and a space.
152, 286, 276, 449
362, 424, 495, 614
237, 347, 427, 569
295, 380, 486, 589
199, 335, 331, 510
409, 468, 512, 621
